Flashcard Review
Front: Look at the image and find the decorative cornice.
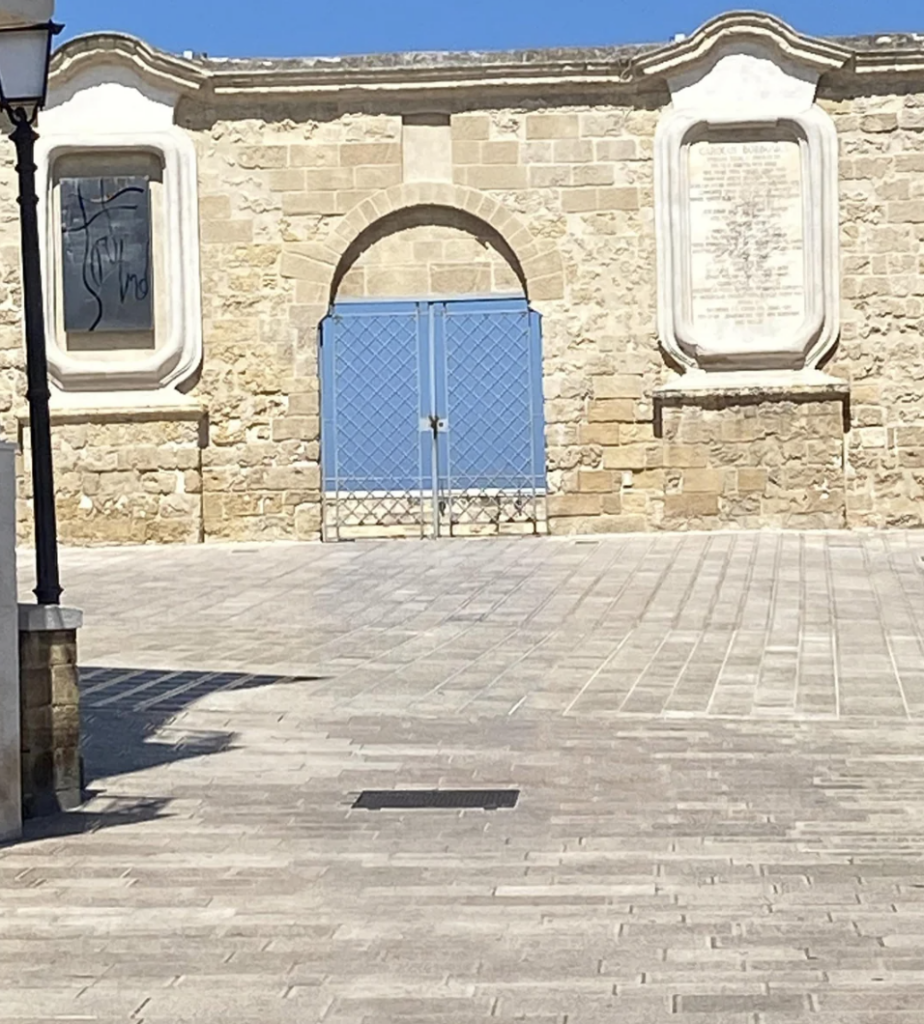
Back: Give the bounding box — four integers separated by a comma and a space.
636, 11, 852, 77
49, 32, 208, 94
206, 62, 638, 97
47, 14, 924, 101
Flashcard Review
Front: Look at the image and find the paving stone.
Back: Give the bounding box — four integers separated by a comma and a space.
2, 534, 924, 1021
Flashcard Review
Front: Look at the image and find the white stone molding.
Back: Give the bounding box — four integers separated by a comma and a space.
655, 108, 840, 372
636, 12, 852, 80
651, 35, 848, 380
654, 368, 849, 402
36, 66, 202, 394
651, 28, 844, 375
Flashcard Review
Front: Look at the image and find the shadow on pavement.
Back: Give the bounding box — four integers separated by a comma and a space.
3, 667, 324, 844
78, 665, 324, 784
14, 796, 171, 845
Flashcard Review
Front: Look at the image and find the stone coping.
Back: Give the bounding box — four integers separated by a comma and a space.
654, 370, 850, 403
18, 605, 83, 633
17, 392, 207, 427
49, 14, 924, 97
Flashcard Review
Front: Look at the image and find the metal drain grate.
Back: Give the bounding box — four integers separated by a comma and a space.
353, 789, 519, 810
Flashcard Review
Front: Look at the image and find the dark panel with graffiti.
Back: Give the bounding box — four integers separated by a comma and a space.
60, 176, 154, 333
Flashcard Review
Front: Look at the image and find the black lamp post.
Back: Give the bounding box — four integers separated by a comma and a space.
0, 20, 63, 605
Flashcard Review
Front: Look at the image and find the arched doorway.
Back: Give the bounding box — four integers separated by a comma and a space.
320, 206, 546, 540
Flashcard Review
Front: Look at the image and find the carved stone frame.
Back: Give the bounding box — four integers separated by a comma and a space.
655, 104, 839, 373
36, 128, 203, 393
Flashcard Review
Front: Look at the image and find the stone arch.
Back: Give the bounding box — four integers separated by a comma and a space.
280, 183, 565, 311
331, 204, 527, 302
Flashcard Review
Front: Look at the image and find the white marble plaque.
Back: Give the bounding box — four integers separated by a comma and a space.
651, 26, 841, 373
688, 135, 805, 343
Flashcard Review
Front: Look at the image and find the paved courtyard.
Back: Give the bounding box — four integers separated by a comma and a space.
5, 531, 924, 1022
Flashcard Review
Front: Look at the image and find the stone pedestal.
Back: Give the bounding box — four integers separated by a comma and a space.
18, 604, 83, 818
654, 372, 850, 530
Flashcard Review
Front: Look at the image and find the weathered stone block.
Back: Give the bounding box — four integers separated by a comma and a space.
561, 188, 598, 213
602, 494, 623, 515
289, 144, 340, 167
591, 375, 643, 400
201, 219, 254, 244
588, 399, 636, 423
737, 467, 769, 492
237, 145, 288, 169
579, 422, 620, 446
268, 168, 306, 192
355, 165, 403, 189
573, 164, 616, 186
664, 492, 719, 517
451, 114, 490, 140
282, 191, 338, 215
597, 187, 640, 210
340, 142, 401, 165
548, 493, 603, 516
462, 165, 528, 190
481, 141, 519, 164
578, 470, 615, 493
602, 444, 648, 470
526, 113, 580, 139
263, 465, 320, 491
553, 139, 594, 163
663, 444, 708, 468
200, 194, 231, 219
682, 468, 723, 492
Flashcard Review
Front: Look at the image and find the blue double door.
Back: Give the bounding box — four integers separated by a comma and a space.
320, 297, 546, 537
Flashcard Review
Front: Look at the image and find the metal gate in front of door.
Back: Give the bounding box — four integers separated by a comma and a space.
320, 297, 546, 540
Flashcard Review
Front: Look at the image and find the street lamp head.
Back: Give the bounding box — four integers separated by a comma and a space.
0, 20, 61, 123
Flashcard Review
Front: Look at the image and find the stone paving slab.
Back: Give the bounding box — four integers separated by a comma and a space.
3, 532, 924, 1021
20, 531, 924, 721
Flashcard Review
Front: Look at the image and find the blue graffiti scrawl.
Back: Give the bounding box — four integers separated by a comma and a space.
60, 175, 154, 333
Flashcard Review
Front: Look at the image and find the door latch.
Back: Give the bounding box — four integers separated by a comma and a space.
428, 414, 447, 434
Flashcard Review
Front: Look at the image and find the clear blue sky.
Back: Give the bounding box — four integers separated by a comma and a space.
54, 0, 923, 59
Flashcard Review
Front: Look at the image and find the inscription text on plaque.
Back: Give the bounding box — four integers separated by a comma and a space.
687, 133, 805, 344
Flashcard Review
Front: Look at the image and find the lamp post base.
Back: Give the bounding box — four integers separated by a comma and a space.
18, 604, 83, 818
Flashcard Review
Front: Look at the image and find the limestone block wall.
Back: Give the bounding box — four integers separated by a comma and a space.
172, 95, 660, 542
820, 84, 924, 528
186, 109, 408, 541
19, 416, 203, 546
449, 104, 662, 525
657, 398, 847, 531
3, 26, 924, 543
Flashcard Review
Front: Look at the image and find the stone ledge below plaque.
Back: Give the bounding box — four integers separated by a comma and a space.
654, 370, 850, 404
17, 390, 206, 428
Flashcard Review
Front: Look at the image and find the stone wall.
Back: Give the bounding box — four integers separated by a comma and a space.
169, 95, 661, 543
18, 414, 203, 546
820, 83, 924, 528
3, 26, 924, 543
336, 210, 524, 300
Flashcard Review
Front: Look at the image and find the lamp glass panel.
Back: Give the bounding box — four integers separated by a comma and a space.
0, 27, 50, 105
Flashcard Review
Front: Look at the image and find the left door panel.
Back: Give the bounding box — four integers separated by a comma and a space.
320, 301, 430, 538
